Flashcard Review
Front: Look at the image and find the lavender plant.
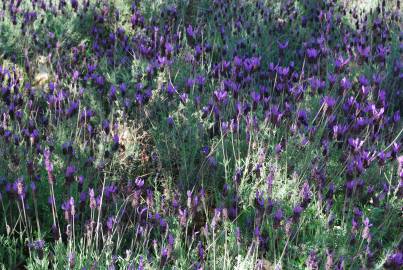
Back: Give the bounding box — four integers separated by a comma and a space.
0, 0, 402, 269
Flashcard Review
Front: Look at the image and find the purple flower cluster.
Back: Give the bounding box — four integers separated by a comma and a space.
0, 0, 401, 269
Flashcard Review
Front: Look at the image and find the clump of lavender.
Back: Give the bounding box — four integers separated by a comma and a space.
0, 0, 401, 269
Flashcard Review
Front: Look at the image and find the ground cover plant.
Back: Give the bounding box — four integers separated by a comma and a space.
0, 0, 402, 269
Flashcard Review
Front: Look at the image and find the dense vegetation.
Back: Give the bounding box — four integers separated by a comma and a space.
0, 0, 402, 269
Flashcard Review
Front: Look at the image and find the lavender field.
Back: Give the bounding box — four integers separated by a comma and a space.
0, 0, 402, 269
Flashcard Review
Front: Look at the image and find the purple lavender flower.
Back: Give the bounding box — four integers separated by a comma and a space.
277, 40, 289, 50
306, 250, 319, 270
273, 208, 283, 228
307, 48, 319, 62
43, 149, 53, 172
300, 182, 312, 208
362, 217, 372, 242
89, 188, 96, 210
322, 96, 336, 114
334, 55, 349, 73
325, 249, 334, 270
13, 178, 25, 199
292, 204, 303, 222
106, 216, 116, 232
70, 0, 78, 11
178, 208, 187, 227
348, 137, 365, 153
68, 252, 75, 269
186, 25, 196, 41
250, 91, 261, 108
109, 85, 117, 101
214, 89, 228, 104
197, 241, 205, 262
340, 77, 352, 93
357, 45, 370, 61
255, 190, 265, 210
384, 251, 403, 269
65, 164, 76, 184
